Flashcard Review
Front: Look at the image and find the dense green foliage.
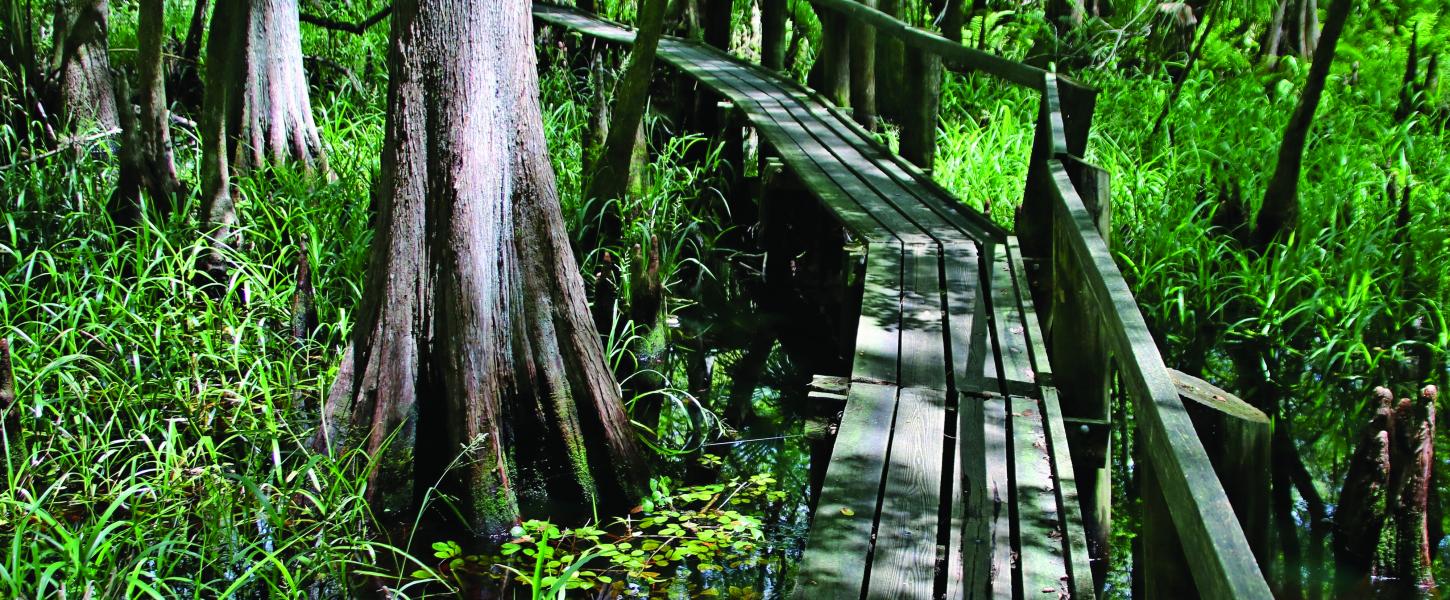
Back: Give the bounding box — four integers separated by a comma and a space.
1, 0, 1446, 597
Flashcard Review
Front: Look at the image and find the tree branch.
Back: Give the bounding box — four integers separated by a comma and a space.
298, 5, 392, 34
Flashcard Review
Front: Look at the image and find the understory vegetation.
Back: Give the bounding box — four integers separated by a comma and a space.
1, 0, 1446, 597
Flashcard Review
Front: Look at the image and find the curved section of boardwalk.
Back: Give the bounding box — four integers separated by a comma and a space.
533, 5, 1094, 598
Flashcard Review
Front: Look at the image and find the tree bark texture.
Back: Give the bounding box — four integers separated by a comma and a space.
319, 0, 648, 539
1263, 0, 1321, 66
223, 0, 327, 171
52, 0, 118, 130
1254, 0, 1351, 248
172, 0, 211, 107
1334, 386, 1438, 593
849, 0, 877, 129
135, 0, 180, 206
198, 0, 329, 273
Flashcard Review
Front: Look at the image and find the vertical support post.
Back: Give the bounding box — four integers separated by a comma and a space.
1020, 75, 1097, 260
1137, 448, 1198, 599
761, 0, 788, 71
818, 7, 852, 107
1137, 372, 1272, 599
899, 46, 942, 170
849, 0, 878, 129
1171, 370, 1272, 567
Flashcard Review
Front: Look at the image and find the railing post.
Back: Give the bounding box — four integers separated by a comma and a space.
812, 5, 852, 107
899, 46, 942, 170
1136, 448, 1197, 598
761, 0, 788, 71
848, 0, 878, 129
1020, 75, 1096, 261
1171, 370, 1272, 567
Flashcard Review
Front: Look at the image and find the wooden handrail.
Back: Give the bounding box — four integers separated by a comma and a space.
1044, 159, 1272, 599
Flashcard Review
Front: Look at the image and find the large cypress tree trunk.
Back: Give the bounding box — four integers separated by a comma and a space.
51, 0, 118, 130
319, 0, 649, 539
1254, 0, 1351, 248
198, 0, 329, 275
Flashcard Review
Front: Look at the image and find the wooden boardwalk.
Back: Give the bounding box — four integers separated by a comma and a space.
534, 5, 1094, 598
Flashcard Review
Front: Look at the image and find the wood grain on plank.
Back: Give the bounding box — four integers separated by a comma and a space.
867, 245, 950, 598
794, 382, 902, 599
1007, 238, 1097, 599
1010, 395, 1071, 598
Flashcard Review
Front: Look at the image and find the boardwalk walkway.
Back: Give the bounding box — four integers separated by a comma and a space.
534, 5, 1095, 598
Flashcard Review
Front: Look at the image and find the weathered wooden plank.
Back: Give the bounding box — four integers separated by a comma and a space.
988, 244, 1038, 397
954, 391, 1015, 599
804, 104, 1001, 243
1011, 395, 1070, 598
852, 245, 905, 385
896, 245, 948, 392
980, 391, 1015, 597
709, 62, 971, 246
867, 245, 949, 599
666, 49, 896, 243
1006, 238, 1097, 599
869, 385, 948, 599
793, 382, 901, 599
944, 244, 992, 600
670, 44, 936, 246
1045, 160, 1272, 599
942, 244, 989, 393
680, 42, 997, 246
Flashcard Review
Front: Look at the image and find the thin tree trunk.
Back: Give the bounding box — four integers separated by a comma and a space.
197, 0, 243, 278
172, 0, 211, 107
582, 0, 668, 251
849, 0, 877, 128
138, 0, 180, 204
1149, 1, 1219, 139
52, 0, 118, 130
320, 0, 648, 539
1253, 0, 1352, 248
1263, 0, 1289, 67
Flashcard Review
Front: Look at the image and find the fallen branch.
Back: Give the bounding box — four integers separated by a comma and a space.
299, 6, 392, 34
